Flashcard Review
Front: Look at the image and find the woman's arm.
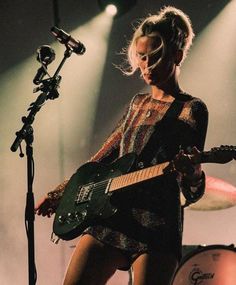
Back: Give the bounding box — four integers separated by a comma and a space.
179, 98, 209, 204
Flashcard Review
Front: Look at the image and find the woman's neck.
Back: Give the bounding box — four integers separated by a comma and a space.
151, 79, 182, 101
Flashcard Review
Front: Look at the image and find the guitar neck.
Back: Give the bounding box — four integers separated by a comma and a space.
108, 147, 236, 193
109, 161, 170, 192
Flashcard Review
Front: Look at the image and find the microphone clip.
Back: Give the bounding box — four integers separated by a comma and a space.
33, 76, 61, 100
33, 45, 56, 85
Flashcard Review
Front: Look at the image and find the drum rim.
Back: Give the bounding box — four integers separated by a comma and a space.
173, 244, 235, 278
180, 244, 235, 266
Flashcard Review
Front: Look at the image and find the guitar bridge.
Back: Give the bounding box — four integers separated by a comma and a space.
75, 183, 93, 204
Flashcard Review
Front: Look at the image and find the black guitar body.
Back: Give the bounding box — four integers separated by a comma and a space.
53, 153, 136, 240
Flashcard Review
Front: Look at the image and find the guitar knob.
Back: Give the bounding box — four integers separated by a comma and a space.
81, 209, 87, 218
75, 211, 82, 221
66, 212, 75, 224
58, 215, 65, 224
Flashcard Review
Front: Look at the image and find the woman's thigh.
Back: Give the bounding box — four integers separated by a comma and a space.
63, 234, 129, 285
132, 251, 178, 285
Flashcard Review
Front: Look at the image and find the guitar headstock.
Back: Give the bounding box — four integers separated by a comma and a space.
164, 145, 236, 175
202, 145, 236, 164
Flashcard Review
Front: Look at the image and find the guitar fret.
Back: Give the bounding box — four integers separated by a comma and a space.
134, 170, 141, 183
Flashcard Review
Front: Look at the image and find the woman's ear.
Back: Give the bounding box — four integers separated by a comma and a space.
175, 49, 183, 66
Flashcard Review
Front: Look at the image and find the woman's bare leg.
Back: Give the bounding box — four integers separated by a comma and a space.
63, 234, 129, 285
132, 252, 178, 285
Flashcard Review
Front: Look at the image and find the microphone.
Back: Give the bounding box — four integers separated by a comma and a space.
33, 45, 55, 85
51, 26, 86, 55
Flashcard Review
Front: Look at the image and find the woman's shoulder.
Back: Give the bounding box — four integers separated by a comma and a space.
182, 94, 208, 123
190, 97, 208, 114
179, 92, 208, 112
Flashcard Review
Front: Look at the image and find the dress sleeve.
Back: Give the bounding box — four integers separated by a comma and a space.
180, 98, 209, 205
191, 98, 209, 151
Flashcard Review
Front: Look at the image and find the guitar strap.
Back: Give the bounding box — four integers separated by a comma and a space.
137, 98, 185, 168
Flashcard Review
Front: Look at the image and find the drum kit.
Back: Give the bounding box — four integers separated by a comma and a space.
173, 175, 236, 285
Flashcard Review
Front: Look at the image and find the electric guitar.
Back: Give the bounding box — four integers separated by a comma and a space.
53, 145, 236, 240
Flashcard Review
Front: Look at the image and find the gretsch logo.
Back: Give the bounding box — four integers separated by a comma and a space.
189, 267, 215, 285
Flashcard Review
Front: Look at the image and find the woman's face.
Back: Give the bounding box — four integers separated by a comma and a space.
136, 35, 176, 86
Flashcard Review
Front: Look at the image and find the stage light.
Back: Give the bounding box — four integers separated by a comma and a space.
98, 0, 137, 17
105, 4, 118, 16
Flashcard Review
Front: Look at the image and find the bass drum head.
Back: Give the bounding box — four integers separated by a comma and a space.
172, 244, 236, 285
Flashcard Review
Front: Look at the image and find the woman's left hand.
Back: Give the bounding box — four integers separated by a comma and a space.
174, 146, 202, 182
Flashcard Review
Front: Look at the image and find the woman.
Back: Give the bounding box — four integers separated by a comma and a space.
36, 6, 208, 285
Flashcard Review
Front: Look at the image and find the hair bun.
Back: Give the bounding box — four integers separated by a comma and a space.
163, 10, 179, 19
160, 6, 192, 35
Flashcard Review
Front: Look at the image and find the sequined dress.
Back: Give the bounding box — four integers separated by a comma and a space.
50, 92, 208, 263
81, 92, 208, 262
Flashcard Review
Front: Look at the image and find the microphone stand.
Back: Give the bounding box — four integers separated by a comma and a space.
10, 47, 73, 285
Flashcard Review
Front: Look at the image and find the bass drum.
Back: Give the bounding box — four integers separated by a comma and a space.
172, 244, 236, 285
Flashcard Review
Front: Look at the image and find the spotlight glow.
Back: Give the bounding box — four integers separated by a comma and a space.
105, 4, 118, 16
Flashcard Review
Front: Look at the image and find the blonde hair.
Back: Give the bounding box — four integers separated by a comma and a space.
124, 6, 194, 75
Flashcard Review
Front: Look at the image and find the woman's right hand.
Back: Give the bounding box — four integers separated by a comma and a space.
35, 180, 67, 217
35, 195, 59, 218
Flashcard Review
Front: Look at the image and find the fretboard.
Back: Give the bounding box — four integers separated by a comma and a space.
109, 161, 170, 192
